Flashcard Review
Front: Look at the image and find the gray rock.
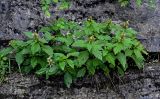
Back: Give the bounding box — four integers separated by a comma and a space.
0, 63, 160, 98
0, 0, 160, 51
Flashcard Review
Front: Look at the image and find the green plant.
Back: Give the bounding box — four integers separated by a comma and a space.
37, 18, 147, 86
9, 32, 54, 74
119, 0, 142, 7
0, 47, 13, 81
119, 0, 155, 7
0, 18, 147, 87
41, 0, 70, 17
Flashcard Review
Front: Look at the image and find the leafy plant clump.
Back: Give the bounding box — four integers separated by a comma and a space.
41, 0, 70, 17
0, 18, 147, 87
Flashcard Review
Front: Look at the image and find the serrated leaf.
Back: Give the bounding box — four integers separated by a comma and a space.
14, 40, 26, 47
42, 45, 53, 56
100, 65, 109, 76
39, 38, 48, 43
31, 43, 41, 54
77, 51, 89, 66
125, 49, 133, 57
31, 57, 38, 68
91, 45, 103, 60
67, 59, 74, 68
117, 53, 127, 70
131, 55, 144, 69
0, 47, 13, 57
134, 49, 144, 60
21, 48, 30, 54
59, 62, 66, 71
39, 27, 51, 33
15, 52, 24, 65
72, 40, 86, 48
45, 11, 51, 18
97, 35, 111, 40
36, 67, 48, 75
117, 66, 124, 76
67, 52, 79, 58
86, 60, 95, 75
87, 44, 92, 52
46, 66, 58, 79
113, 43, 124, 54
24, 32, 33, 38
105, 53, 116, 66
59, 1, 70, 10
77, 67, 86, 77
44, 32, 52, 41
64, 72, 72, 88
92, 59, 103, 67
56, 37, 73, 46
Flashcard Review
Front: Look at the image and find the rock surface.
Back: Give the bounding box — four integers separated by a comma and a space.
0, 0, 160, 51
0, 63, 160, 99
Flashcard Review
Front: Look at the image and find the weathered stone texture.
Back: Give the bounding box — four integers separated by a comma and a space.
0, 0, 160, 51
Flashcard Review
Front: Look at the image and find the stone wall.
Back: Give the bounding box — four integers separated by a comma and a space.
0, 1, 160, 99
0, 0, 160, 51
0, 63, 160, 98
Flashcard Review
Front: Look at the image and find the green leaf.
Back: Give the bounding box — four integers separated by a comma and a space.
72, 40, 86, 48
64, 72, 72, 88
36, 67, 48, 75
39, 38, 48, 43
77, 67, 86, 77
15, 52, 24, 65
67, 52, 79, 58
86, 60, 95, 75
14, 40, 26, 47
131, 55, 144, 69
117, 53, 127, 70
77, 51, 89, 66
87, 44, 92, 52
59, 62, 66, 71
102, 50, 108, 56
24, 32, 33, 38
42, 45, 53, 56
45, 11, 51, 18
45, 0, 52, 4
134, 49, 144, 60
91, 45, 102, 60
97, 35, 111, 41
21, 47, 30, 54
100, 65, 109, 76
125, 49, 133, 57
59, 1, 70, 10
39, 27, 51, 33
53, 0, 58, 3
56, 37, 73, 46
117, 66, 124, 76
105, 53, 116, 67
44, 32, 52, 41
31, 57, 38, 68
92, 59, 103, 67
0, 47, 13, 57
113, 43, 124, 54
46, 66, 58, 79
67, 59, 74, 68
136, 0, 142, 6
31, 43, 41, 54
